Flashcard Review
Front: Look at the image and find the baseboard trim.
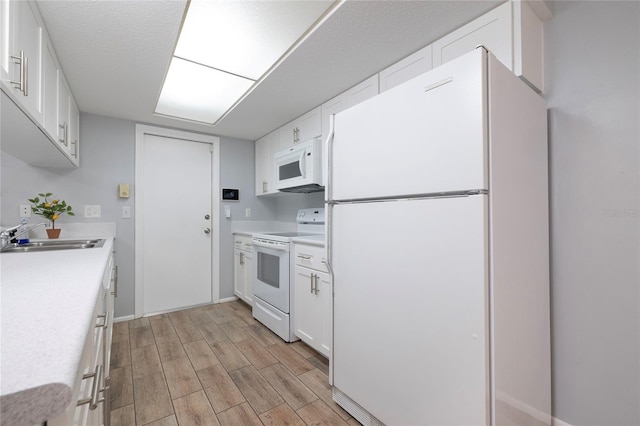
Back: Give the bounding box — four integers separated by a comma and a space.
553, 417, 573, 426
495, 391, 551, 424
219, 296, 239, 303
114, 315, 135, 323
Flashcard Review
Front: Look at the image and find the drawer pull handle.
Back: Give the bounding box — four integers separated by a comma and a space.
96, 312, 108, 328
298, 254, 311, 260
77, 364, 104, 409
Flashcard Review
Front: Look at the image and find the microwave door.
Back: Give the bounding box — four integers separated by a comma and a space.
298, 151, 306, 178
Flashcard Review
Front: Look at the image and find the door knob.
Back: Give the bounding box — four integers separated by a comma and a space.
204, 228, 211, 234
204, 214, 210, 220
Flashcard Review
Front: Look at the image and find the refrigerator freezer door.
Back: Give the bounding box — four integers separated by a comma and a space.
331, 49, 487, 201
331, 195, 489, 425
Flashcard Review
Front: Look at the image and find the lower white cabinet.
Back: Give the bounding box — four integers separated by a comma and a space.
294, 243, 331, 358
48, 250, 115, 426
234, 235, 253, 305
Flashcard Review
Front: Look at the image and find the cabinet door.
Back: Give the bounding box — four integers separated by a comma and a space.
296, 106, 321, 143
379, 44, 433, 93
9, 0, 43, 122
294, 266, 321, 347
0, 0, 12, 81
255, 130, 278, 196
68, 96, 80, 163
317, 270, 331, 358
234, 249, 246, 300
432, 2, 511, 71
243, 251, 253, 304
279, 106, 321, 148
42, 35, 59, 140
57, 74, 71, 152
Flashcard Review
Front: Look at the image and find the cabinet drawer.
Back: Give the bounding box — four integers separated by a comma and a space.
294, 244, 327, 273
234, 235, 253, 251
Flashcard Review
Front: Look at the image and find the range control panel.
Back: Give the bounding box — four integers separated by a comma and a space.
296, 208, 325, 224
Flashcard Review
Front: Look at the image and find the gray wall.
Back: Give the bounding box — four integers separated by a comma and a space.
545, 2, 639, 425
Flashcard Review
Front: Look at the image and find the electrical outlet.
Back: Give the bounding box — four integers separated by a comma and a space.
19, 205, 31, 218
122, 206, 131, 219
245, 208, 251, 218
84, 205, 102, 218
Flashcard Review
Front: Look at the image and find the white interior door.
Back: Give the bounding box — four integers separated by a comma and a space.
137, 130, 216, 315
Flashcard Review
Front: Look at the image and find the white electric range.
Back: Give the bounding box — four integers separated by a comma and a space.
251, 208, 325, 342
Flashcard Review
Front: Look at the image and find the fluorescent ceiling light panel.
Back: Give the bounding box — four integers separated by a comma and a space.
176, 0, 334, 80
156, 0, 335, 124
156, 57, 253, 123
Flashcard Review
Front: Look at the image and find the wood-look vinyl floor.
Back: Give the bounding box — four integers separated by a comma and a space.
110, 300, 358, 426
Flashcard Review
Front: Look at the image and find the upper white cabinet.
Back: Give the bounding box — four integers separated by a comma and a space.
433, 0, 548, 92
279, 106, 321, 148
379, 44, 433, 93
4, 0, 43, 121
321, 74, 378, 139
321, 74, 378, 186
255, 130, 280, 196
0, 0, 80, 167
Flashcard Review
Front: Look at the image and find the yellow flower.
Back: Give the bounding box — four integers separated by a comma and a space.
52, 199, 59, 204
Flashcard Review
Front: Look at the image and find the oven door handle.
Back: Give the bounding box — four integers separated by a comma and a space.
252, 240, 289, 251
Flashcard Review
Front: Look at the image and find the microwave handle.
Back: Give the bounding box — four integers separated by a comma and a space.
298, 150, 306, 178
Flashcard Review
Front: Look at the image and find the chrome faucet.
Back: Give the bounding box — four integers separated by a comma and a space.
0, 222, 46, 249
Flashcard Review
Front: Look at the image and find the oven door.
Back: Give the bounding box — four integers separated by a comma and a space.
252, 241, 290, 313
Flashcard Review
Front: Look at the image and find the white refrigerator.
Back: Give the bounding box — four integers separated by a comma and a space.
326, 49, 551, 425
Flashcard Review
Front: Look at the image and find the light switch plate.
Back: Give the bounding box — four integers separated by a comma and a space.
122, 206, 131, 219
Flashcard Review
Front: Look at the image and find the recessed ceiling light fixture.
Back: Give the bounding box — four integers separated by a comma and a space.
155, 0, 336, 126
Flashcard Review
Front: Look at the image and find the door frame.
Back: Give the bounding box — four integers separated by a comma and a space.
134, 124, 221, 317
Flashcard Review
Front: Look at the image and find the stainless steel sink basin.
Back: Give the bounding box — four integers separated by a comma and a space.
1, 239, 106, 253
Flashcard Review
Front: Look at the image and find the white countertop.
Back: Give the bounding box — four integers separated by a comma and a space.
0, 237, 114, 425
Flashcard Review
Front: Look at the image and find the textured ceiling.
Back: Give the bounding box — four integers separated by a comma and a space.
37, 0, 503, 141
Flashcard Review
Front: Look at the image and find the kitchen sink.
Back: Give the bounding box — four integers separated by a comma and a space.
0, 239, 106, 253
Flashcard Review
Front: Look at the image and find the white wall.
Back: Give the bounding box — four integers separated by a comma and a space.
544, 2, 639, 424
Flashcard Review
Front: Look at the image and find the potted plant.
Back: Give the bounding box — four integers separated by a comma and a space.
28, 193, 75, 239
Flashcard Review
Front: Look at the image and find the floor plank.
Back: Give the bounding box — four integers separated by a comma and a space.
218, 320, 251, 342
265, 342, 315, 375
157, 340, 188, 362
149, 316, 180, 344
210, 340, 251, 372
173, 389, 220, 426
131, 344, 162, 379
233, 338, 278, 370
109, 365, 133, 410
162, 356, 202, 399
259, 403, 306, 426
112, 321, 130, 343
196, 321, 229, 346
184, 339, 221, 371
146, 415, 179, 426
129, 325, 155, 349
298, 368, 352, 421
198, 364, 246, 413
110, 404, 135, 426
216, 402, 263, 426
110, 339, 131, 369
132, 371, 174, 425
260, 363, 318, 410
229, 365, 285, 414
296, 399, 350, 426
244, 323, 281, 347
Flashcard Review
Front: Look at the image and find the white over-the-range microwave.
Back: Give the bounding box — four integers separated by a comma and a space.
274, 138, 324, 193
